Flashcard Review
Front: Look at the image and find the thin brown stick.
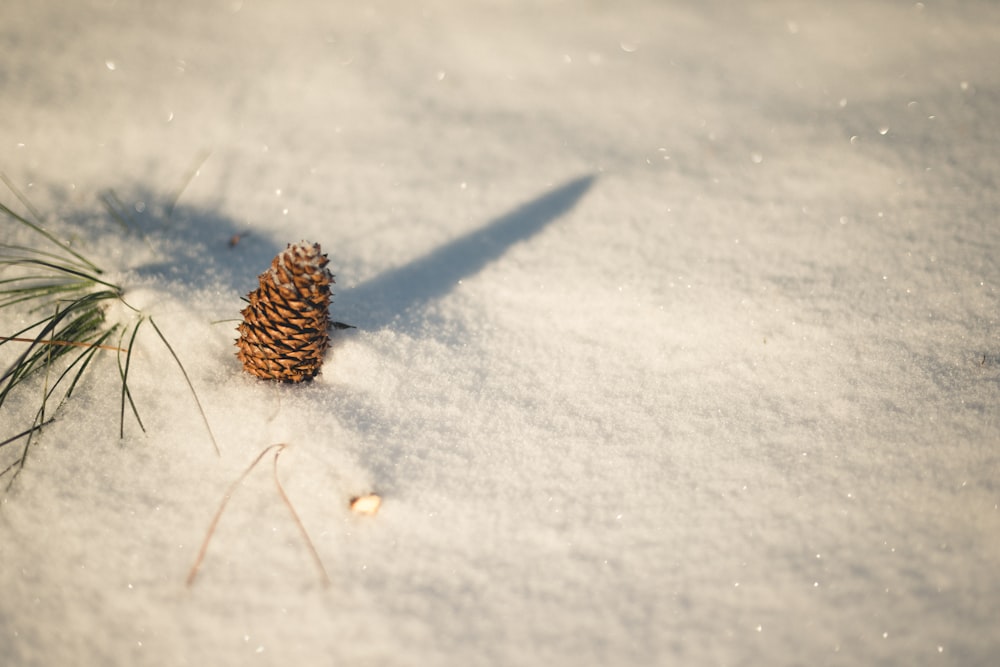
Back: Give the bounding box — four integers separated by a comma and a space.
0, 336, 126, 352
185, 443, 330, 588
186, 444, 283, 587
272, 446, 331, 587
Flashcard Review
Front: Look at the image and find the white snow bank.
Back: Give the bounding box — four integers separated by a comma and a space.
1, 1, 998, 665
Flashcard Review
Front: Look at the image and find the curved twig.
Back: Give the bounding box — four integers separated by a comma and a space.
273, 446, 330, 587
186, 443, 329, 588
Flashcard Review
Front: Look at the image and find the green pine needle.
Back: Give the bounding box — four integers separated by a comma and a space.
117, 318, 147, 439
1, 177, 219, 488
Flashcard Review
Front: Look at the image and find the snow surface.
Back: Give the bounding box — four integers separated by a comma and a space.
2, 1, 999, 665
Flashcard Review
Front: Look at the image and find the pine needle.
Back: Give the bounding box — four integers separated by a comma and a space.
118, 318, 146, 438
2, 175, 222, 488
0, 173, 43, 223
0, 420, 54, 450
147, 316, 219, 456
2, 309, 119, 488
166, 149, 211, 219
0, 336, 126, 352
186, 443, 329, 588
0, 175, 101, 273
272, 445, 331, 587
100, 190, 136, 233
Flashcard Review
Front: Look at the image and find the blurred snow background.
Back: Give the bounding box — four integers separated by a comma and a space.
1, 0, 999, 665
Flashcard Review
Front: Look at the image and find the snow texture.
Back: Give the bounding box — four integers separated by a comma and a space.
1, 1, 999, 665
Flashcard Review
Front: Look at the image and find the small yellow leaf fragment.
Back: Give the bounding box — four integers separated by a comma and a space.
350, 494, 382, 516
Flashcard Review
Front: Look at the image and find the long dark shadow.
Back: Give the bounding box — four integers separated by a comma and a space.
341, 174, 596, 330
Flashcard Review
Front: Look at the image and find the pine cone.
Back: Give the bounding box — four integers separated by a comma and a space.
236, 242, 334, 382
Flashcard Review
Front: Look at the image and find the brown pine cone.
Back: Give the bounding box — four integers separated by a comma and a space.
235, 242, 334, 382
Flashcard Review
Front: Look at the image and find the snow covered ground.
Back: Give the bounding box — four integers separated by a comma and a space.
2, 1, 999, 665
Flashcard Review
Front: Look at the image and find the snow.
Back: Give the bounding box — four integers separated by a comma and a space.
1, 1, 999, 665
